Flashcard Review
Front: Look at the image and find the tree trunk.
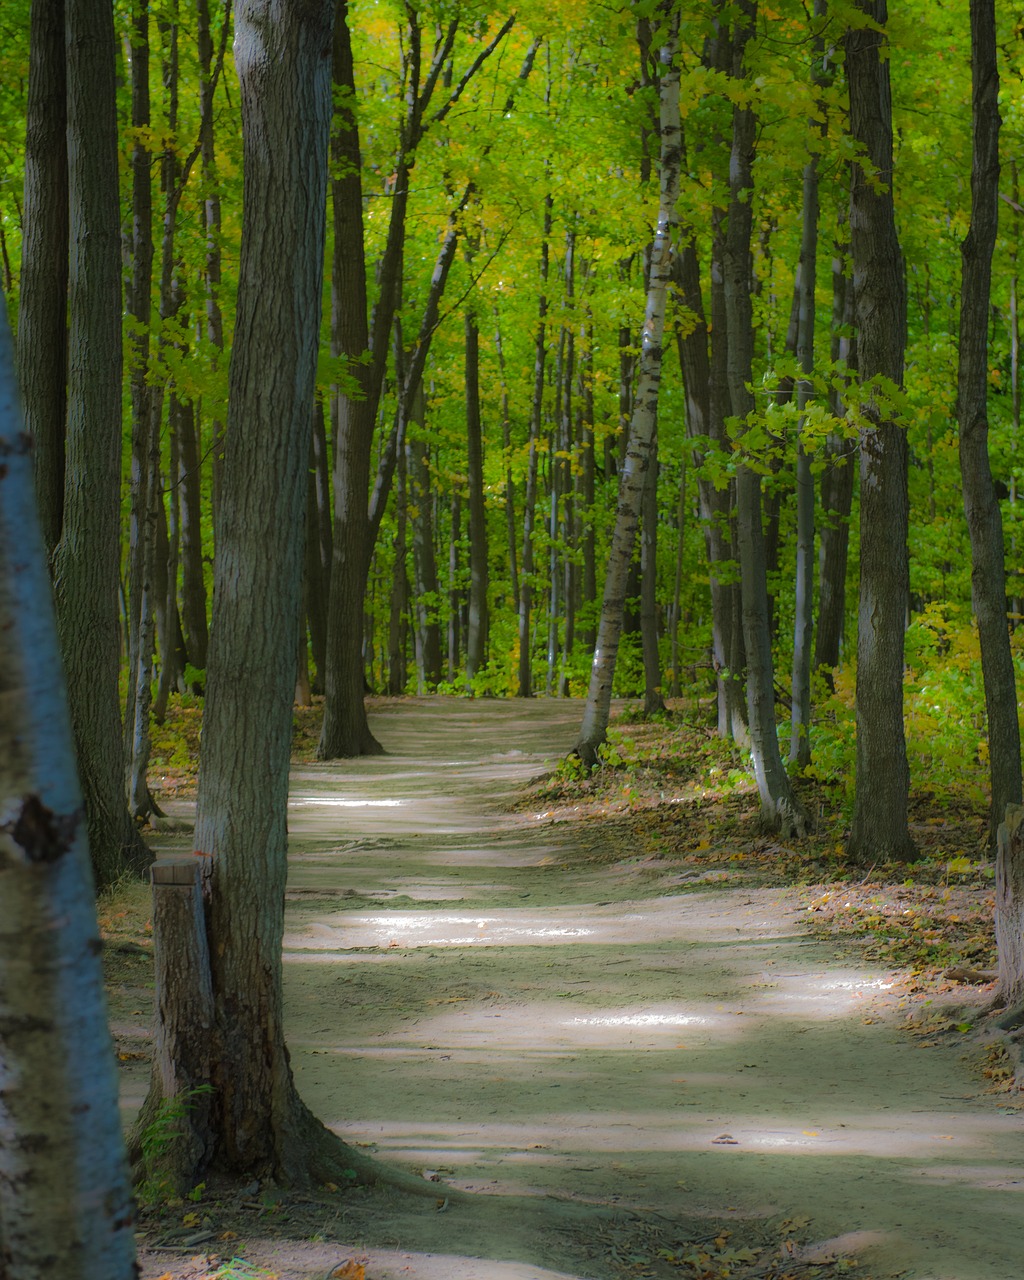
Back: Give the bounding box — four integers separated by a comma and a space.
305, 400, 333, 693
725, 0, 807, 835
388, 436, 410, 696
123, 0, 160, 823
406, 386, 443, 689
0, 308, 137, 1280
177, 400, 209, 671
448, 490, 462, 681
17, 0, 67, 559
465, 307, 489, 684
133, 0, 399, 1188
845, 0, 916, 864
55, 0, 150, 887
996, 805, 1024, 1015
957, 0, 1021, 847
316, 1, 384, 758
576, 8, 680, 766
673, 241, 733, 728
517, 223, 550, 698
197, 0, 229, 511
815, 230, 857, 683
641, 431, 665, 717
790, 4, 825, 767
494, 310, 520, 614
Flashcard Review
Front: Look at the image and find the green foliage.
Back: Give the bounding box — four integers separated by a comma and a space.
137, 1084, 215, 1205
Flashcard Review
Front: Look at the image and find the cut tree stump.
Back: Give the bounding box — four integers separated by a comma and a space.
134, 856, 216, 1186
995, 804, 1024, 1014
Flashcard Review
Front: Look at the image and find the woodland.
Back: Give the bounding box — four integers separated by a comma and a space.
4, 0, 1024, 1276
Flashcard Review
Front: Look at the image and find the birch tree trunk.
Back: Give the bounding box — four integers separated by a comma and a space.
576, 6, 679, 766
845, 0, 916, 864
0, 308, 137, 1280
957, 0, 1021, 847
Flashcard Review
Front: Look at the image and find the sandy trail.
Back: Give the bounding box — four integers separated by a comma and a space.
141, 697, 1024, 1280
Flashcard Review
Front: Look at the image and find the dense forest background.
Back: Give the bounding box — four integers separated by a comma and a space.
3, 0, 1024, 872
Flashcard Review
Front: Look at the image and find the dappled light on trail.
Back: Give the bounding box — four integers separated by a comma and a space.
140, 698, 1024, 1279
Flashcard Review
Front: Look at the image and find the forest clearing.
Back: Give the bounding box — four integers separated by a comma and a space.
104, 696, 1022, 1280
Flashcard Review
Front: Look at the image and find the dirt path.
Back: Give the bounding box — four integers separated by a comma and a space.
137, 697, 1024, 1280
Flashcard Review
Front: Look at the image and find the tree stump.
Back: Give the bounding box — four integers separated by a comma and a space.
131, 857, 215, 1188
995, 804, 1024, 1016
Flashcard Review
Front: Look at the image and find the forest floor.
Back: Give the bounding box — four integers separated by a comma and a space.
103, 696, 1024, 1280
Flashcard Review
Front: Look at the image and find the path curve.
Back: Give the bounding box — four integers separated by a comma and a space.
168, 697, 1024, 1279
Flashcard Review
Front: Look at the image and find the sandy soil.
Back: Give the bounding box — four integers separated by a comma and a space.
123, 697, 1024, 1280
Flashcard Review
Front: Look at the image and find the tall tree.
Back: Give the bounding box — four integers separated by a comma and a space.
131, 0, 435, 1193
54, 0, 150, 886
845, 0, 916, 864
789, 0, 827, 768
724, 0, 807, 835
16, 0, 67, 558
0, 308, 137, 1280
576, 3, 680, 767
957, 0, 1021, 845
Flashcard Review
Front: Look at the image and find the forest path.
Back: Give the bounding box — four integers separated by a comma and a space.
150, 697, 1024, 1280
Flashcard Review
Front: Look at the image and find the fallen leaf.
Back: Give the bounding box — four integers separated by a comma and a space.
329, 1263, 365, 1280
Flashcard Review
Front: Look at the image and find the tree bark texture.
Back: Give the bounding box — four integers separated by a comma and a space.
0, 309, 137, 1280
465, 307, 489, 683
996, 805, 1024, 1013
957, 0, 1022, 847
845, 0, 916, 864
182, 0, 358, 1182
576, 10, 679, 766
815, 236, 857, 682
17, 0, 67, 559
317, 0, 384, 759
790, 4, 825, 767
723, 0, 807, 835
55, 0, 150, 887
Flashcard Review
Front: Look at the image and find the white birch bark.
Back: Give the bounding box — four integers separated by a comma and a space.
575, 8, 680, 766
0, 310, 137, 1278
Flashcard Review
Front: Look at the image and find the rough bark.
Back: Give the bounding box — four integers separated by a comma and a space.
517, 199, 551, 698
673, 241, 733, 728
815, 232, 857, 682
305, 400, 333, 692
55, 0, 150, 887
0, 308, 137, 1280
845, 0, 916, 864
198, 0, 230, 511
494, 312, 520, 614
134, 0, 409, 1188
16, 0, 67, 558
406, 388, 443, 690
317, 0, 384, 759
124, 0, 160, 823
790, 1, 826, 768
957, 0, 1022, 847
996, 805, 1024, 1014
641, 431, 665, 717
464, 307, 489, 684
724, 0, 807, 835
576, 8, 679, 766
